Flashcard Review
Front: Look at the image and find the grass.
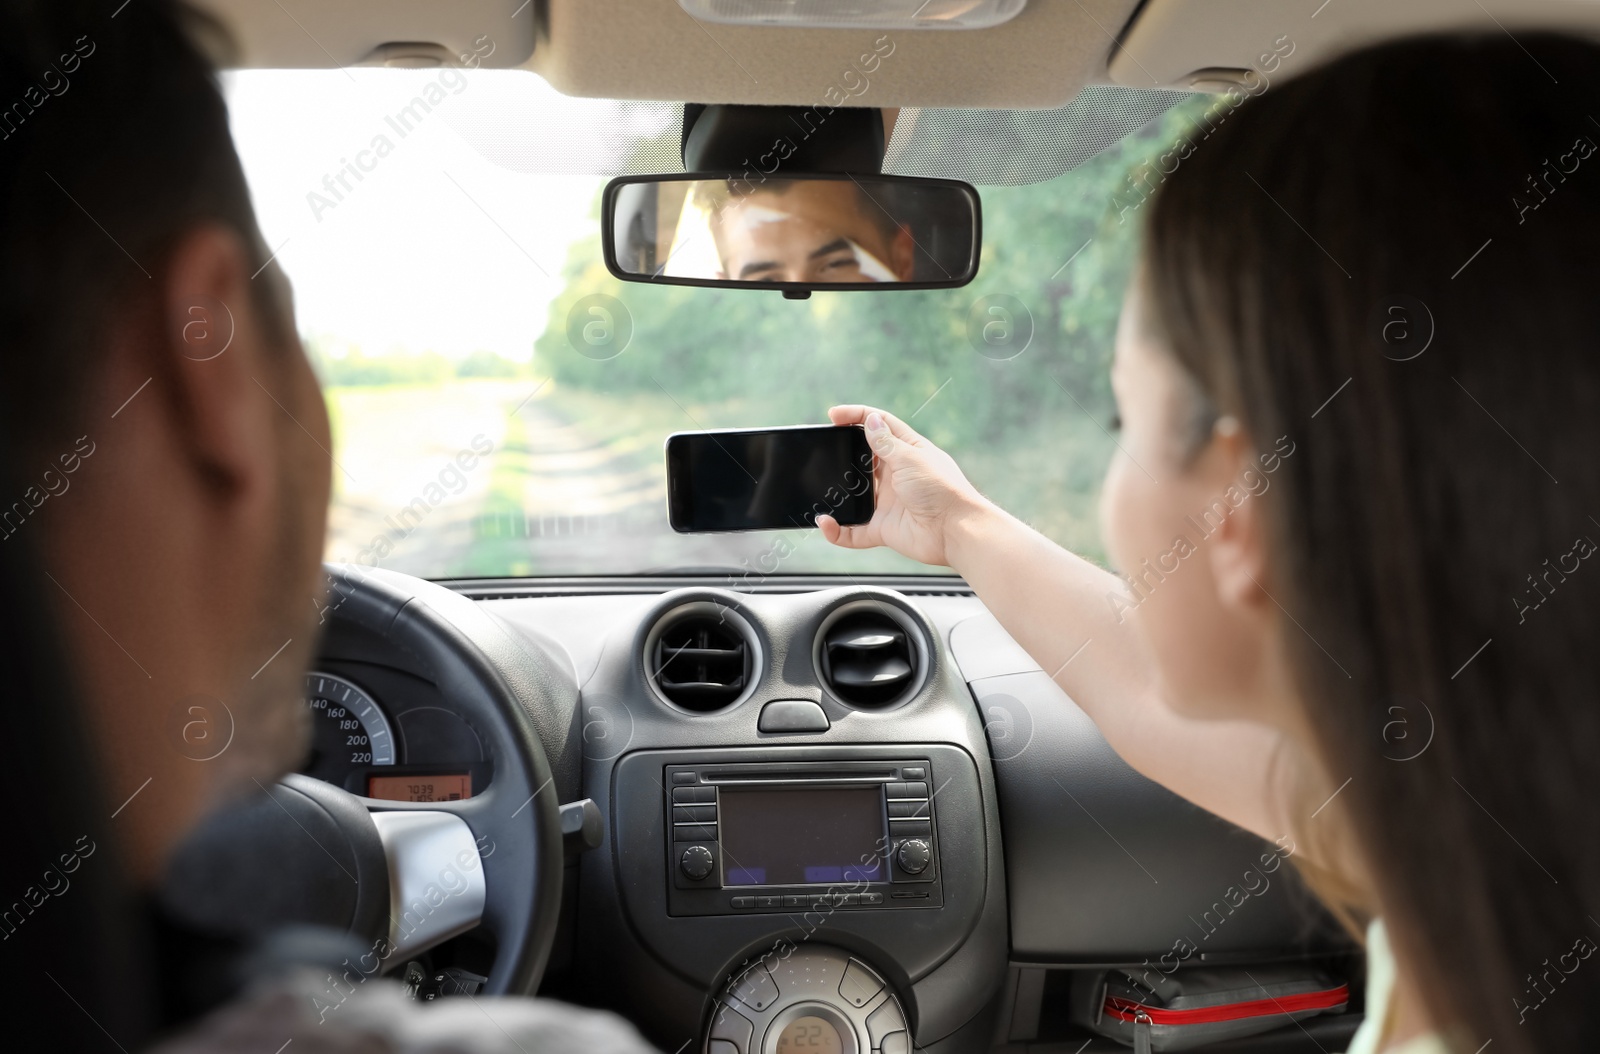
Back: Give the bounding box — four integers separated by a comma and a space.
960, 411, 1115, 568
320, 379, 1116, 578
454, 398, 535, 577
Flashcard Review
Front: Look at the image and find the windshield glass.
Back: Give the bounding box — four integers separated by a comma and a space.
227, 69, 1201, 579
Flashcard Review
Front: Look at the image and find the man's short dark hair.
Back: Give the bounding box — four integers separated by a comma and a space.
700, 175, 903, 245
0, 0, 281, 454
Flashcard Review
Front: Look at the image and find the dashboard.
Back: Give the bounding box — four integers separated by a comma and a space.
300, 667, 490, 803
307, 572, 1361, 1054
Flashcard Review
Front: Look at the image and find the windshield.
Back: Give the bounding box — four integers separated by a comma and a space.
228, 69, 1200, 579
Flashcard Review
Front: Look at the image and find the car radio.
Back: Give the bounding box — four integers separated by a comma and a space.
665, 759, 942, 917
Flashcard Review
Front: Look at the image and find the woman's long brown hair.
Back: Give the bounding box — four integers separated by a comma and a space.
1144, 32, 1600, 1053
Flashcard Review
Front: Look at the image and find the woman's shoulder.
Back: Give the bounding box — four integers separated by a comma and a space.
1385, 1037, 1456, 1054
1344, 918, 1455, 1054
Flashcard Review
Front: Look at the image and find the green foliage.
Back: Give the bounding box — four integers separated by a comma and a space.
307, 340, 527, 387
534, 99, 1209, 446
524, 98, 1212, 558
455, 350, 525, 378
320, 97, 1219, 573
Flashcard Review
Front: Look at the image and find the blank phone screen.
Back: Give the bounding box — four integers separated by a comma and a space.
667, 426, 875, 533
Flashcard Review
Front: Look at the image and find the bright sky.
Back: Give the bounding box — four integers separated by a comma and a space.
225, 68, 655, 360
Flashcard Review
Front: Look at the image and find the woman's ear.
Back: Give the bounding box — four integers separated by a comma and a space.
1201, 418, 1273, 615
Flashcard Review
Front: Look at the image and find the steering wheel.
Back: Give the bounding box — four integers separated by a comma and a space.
162, 565, 568, 996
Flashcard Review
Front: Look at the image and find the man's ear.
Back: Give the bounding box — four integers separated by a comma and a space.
154, 224, 280, 502
1203, 420, 1272, 614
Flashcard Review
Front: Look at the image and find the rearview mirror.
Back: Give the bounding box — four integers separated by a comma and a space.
602, 174, 980, 293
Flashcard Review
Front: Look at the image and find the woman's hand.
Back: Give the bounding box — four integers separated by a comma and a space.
815, 404, 992, 568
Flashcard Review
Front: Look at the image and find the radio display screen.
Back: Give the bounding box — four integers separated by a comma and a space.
367, 773, 471, 802
718, 785, 887, 886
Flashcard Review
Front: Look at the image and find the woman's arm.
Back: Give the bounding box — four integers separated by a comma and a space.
819, 405, 1295, 847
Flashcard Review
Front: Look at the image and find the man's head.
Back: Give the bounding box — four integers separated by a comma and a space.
704, 178, 916, 283
0, 0, 330, 881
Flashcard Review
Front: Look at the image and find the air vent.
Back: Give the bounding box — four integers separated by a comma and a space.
818, 607, 922, 707
648, 607, 756, 711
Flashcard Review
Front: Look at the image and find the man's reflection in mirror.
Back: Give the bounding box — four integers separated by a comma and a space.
698, 178, 917, 283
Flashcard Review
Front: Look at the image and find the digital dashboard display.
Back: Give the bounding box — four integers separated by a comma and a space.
776, 1015, 843, 1054
367, 773, 472, 803
719, 785, 885, 886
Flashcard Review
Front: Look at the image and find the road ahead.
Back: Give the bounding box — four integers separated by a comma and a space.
321, 378, 914, 580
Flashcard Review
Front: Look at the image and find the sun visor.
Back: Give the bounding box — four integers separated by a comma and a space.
436, 76, 1189, 186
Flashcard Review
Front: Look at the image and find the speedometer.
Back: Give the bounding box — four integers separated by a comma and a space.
302, 672, 397, 787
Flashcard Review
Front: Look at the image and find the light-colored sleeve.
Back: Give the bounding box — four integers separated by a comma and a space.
148, 971, 662, 1054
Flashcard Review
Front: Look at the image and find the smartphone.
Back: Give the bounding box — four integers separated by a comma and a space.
665, 425, 876, 533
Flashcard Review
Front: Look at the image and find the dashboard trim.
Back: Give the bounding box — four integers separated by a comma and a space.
442, 574, 977, 599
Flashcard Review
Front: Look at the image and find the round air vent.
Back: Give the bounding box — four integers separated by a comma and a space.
816, 601, 927, 708
645, 602, 759, 712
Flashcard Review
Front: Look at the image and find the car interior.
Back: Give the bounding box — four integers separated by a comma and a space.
74, 1, 1600, 1051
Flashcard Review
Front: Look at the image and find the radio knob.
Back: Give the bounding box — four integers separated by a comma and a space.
896, 839, 931, 875
679, 845, 715, 881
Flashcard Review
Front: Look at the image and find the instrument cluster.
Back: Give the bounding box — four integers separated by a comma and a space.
301, 669, 491, 802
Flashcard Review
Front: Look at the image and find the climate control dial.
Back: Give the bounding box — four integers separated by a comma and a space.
707, 945, 908, 1054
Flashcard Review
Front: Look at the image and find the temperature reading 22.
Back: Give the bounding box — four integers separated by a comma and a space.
775, 1017, 842, 1054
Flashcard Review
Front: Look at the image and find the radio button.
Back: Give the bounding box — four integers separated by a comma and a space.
673, 804, 717, 823
783, 895, 806, 908
680, 845, 715, 881
839, 959, 884, 1008
756, 895, 782, 909
860, 892, 884, 906
896, 839, 932, 875
888, 800, 929, 819
867, 998, 907, 1048
674, 823, 718, 842
709, 1002, 753, 1053
841, 894, 862, 906
886, 781, 928, 799
728, 961, 779, 1013
889, 819, 932, 840
757, 699, 830, 733
730, 896, 755, 909
672, 786, 715, 804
